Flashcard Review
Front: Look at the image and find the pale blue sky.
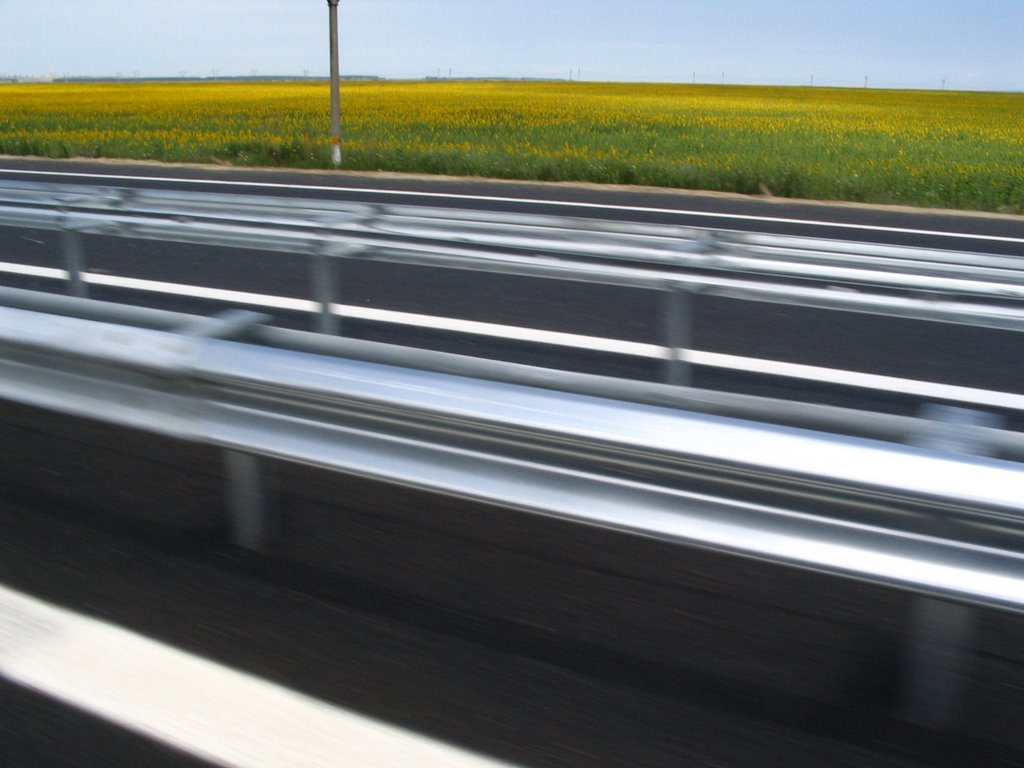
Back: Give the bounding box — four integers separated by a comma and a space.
1, 0, 1021, 90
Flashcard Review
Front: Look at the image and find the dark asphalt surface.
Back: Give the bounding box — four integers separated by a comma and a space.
3, 157, 1024, 253
2, 159, 1024, 418
4, 402, 1024, 767
4, 160, 1024, 765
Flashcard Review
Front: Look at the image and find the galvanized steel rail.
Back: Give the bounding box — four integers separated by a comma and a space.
4, 284, 1024, 460
2, 180, 1024, 408
2, 179, 1024, 300
2, 298, 1024, 617
3, 182, 1024, 731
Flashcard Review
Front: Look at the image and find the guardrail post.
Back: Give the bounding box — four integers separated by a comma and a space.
897, 405, 1001, 729
661, 287, 694, 386
224, 450, 276, 552
898, 595, 975, 729
312, 250, 340, 335
60, 226, 88, 298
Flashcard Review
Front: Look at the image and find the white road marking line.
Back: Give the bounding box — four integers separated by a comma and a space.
82, 272, 319, 312
687, 351, 1024, 410
337, 302, 665, 357
3, 263, 1020, 406
0, 262, 656, 353
0, 262, 68, 280
0, 583, 517, 768
2, 167, 1022, 245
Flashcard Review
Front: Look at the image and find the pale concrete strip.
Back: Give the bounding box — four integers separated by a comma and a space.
0, 583, 518, 768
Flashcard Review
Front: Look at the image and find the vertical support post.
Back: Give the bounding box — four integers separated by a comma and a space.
661, 287, 694, 386
60, 227, 88, 298
897, 405, 1000, 729
224, 450, 275, 553
899, 596, 974, 729
311, 249, 340, 335
327, 0, 342, 167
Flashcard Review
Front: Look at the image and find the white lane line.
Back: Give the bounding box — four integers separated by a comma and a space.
69, 269, 664, 357
338, 303, 665, 358
0, 262, 68, 280
2, 167, 1022, 246
0, 583, 517, 768
5, 264, 1020, 406
82, 272, 319, 313
688, 351, 1024, 410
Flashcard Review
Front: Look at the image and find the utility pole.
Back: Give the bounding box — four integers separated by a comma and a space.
327, 0, 342, 167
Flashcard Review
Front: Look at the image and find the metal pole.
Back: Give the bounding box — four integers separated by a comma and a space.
662, 288, 694, 386
60, 226, 88, 299
327, 0, 342, 167
312, 249, 339, 335
224, 450, 276, 552
896, 405, 997, 729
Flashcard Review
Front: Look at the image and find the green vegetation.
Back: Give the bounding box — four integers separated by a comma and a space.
1, 80, 1022, 212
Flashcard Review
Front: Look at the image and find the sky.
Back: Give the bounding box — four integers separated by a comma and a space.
1, 0, 1021, 91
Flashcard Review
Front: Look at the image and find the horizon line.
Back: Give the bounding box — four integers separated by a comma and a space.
2, 74, 1021, 94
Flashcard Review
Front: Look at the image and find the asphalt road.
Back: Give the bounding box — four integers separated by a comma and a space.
2, 158, 1024, 420
4, 402, 1024, 767
3, 157, 1024, 252
4, 160, 1024, 764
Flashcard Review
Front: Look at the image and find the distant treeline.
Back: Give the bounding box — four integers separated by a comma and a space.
47, 75, 383, 83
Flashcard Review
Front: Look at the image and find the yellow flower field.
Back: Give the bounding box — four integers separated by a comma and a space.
1, 80, 1022, 212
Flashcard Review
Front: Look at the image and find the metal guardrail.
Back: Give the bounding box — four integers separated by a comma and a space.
2, 298, 1024, 619
2, 180, 1024, 409
5, 284, 1024, 461
3, 183, 1024, 730
2, 179, 1024, 299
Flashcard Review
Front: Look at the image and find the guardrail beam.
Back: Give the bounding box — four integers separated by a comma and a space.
4, 303, 1024, 614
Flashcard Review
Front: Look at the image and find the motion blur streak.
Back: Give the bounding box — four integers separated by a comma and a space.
0, 584, 517, 768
